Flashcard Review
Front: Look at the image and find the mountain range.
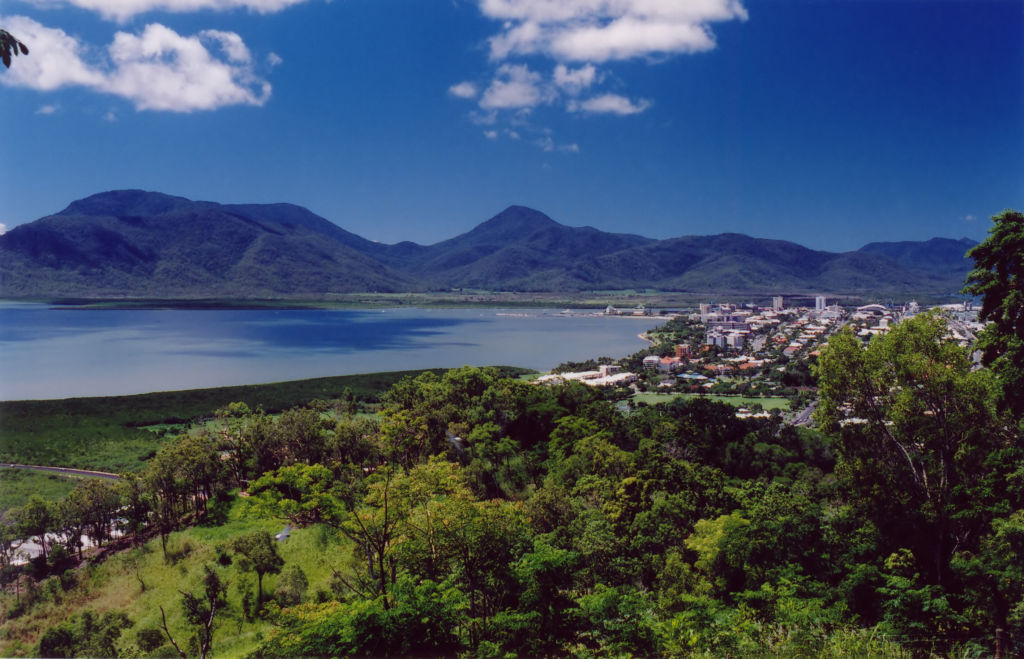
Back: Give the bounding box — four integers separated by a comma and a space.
0, 190, 978, 298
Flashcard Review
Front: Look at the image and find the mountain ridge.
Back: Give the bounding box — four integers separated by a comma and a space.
0, 190, 978, 298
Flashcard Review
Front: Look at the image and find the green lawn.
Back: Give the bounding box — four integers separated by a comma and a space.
631, 392, 791, 411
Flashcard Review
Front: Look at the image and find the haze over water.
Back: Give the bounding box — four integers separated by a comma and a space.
0, 304, 661, 400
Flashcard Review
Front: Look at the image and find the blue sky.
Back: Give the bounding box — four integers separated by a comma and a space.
1, 0, 1021, 251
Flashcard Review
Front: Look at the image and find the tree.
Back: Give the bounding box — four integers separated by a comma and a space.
0, 30, 28, 68
276, 564, 309, 606
963, 209, 1024, 420
231, 530, 283, 612
815, 313, 1005, 585
14, 495, 54, 563
161, 565, 229, 659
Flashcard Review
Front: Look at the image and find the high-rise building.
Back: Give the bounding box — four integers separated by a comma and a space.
815, 295, 826, 311
772, 296, 784, 311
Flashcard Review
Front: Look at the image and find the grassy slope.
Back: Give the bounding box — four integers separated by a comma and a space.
0, 369, 471, 473
0, 496, 347, 658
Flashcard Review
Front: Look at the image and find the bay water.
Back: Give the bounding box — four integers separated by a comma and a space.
0, 303, 661, 400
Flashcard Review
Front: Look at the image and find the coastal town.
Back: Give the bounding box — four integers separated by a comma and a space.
538, 296, 985, 424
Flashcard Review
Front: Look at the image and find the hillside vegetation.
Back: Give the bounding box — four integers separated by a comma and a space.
2, 324, 1021, 656
0, 369, 472, 474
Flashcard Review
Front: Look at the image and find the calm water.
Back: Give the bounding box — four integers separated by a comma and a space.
0, 303, 661, 400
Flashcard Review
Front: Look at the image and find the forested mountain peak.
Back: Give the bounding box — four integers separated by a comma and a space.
57, 190, 196, 218
0, 191, 980, 298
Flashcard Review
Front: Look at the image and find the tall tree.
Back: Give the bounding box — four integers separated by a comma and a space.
161, 565, 229, 659
963, 209, 1024, 420
815, 313, 1005, 585
14, 495, 53, 562
231, 530, 283, 612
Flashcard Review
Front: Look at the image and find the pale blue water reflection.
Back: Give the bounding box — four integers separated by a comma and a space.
0, 304, 661, 400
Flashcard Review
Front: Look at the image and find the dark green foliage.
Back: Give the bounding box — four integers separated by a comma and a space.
37, 610, 130, 658
963, 209, 1024, 419
251, 575, 467, 657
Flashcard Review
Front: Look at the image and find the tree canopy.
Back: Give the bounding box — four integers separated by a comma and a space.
964, 209, 1024, 419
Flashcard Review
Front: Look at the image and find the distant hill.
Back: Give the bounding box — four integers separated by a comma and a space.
0, 191, 411, 297
0, 190, 978, 298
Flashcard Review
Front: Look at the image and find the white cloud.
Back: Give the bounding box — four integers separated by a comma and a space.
266, 52, 283, 67
480, 0, 748, 62
22, 0, 311, 22
0, 16, 107, 91
104, 111, 119, 121
536, 136, 580, 152
483, 129, 498, 139
0, 16, 272, 112
36, 104, 58, 114
0, 223, 6, 236
199, 29, 250, 62
572, 92, 650, 115
964, 214, 977, 222
470, 109, 498, 125
553, 63, 597, 95
448, 81, 478, 99
479, 63, 549, 110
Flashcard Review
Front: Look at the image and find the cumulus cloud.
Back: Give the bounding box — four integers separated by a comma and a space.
0, 16, 271, 112
0, 16, 106, 91
571, 92, 650, 115
481, 0, 748, 62
448, 81, 478, 99
553, 63, 597, 95
22, 0, 311, 22
483, 129, 498, 139
479, 63, 549, 110
36, 104, 58, 115
0, 223, 6, 236
450, 0, 746, 129
266, 52, 283, 67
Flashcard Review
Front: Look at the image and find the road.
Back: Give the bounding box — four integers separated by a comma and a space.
788, 401, 817, 427
0, 463, 121, 480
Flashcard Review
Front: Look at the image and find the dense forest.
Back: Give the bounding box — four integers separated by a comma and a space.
1, 210, 1022, 657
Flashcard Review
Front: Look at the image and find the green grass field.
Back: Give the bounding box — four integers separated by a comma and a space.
631, 392, 792, 411
0, 368, 530, 474
0, 469, 85, 520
